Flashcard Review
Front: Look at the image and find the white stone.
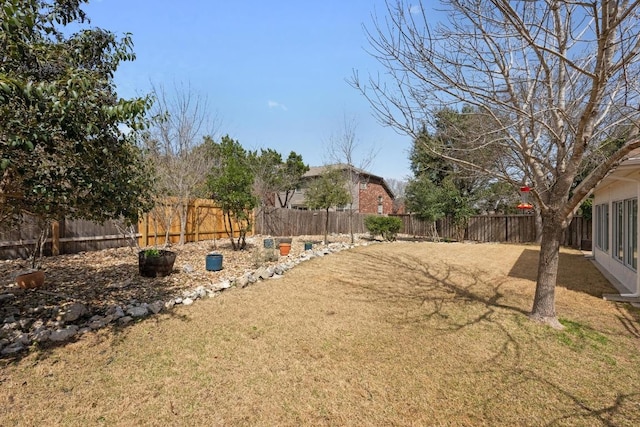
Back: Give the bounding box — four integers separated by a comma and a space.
32, 328, 51, 343
89, 319, 106, 330
236, 276, 249, 288
1, 342, 25, 355
127, 306, 148, 318
148, 301, 164, 314
215, 280, 231, 290
15, 333, 31, 346
182, 298, 194, 306
113, 306, 125, 318
61, 303, 88, 322
49, 325, 78, 342
118, 316, 133, 326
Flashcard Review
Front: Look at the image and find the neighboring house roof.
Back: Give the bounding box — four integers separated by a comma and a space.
302, 164, 396, 199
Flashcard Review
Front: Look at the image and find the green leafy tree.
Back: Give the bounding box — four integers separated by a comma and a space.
364, 216, 402, 241
409, 107, 499, 239
206, 135, 257, 250
249, 149, 308, 235
249, 149, 308, 209
304, 167, 351, 244
405, 175, 449, 241
1, 0, 153, 264
277, 152, 309, 208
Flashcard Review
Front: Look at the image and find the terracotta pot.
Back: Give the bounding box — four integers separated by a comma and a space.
279, 242, 291, 256
16, 270, 45, 289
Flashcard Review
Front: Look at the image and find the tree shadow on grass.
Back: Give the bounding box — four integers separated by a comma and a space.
332, 250, 530, 331
507, 248, 618, 297
330, 248, 638, 426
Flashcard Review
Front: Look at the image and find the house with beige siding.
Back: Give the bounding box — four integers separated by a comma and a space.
281, 164, 395, 215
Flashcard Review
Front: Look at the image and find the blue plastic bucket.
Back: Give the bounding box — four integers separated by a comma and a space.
304, 242, 312, 251
263, 238, 274, 249
206, 253, 223, 271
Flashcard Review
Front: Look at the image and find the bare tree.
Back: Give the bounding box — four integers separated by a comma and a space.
326, 114, 379, 243
145, 82, 220, 245
352, 0, 640, 327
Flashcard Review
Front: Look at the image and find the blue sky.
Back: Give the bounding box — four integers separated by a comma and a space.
79, 0, 419, 181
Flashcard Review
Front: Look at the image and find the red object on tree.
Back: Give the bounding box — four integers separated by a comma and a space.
518, 186, 532, 210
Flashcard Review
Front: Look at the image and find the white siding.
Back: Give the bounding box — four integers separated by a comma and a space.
593, 179, 638, 294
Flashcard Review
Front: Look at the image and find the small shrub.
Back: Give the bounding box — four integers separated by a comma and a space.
364, 216, 403, 241
143, 248, 160, 258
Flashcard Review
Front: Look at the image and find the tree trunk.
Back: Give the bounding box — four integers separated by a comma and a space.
226, 212, 237, 251
534, 208, 543, 243
349, 205, 354, 244
178, 201, 187, 245
530, 212, 565, 328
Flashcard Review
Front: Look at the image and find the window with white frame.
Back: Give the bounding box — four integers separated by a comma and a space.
625, 198, 638, 270
611, 198, 637, 270
595, 203, 609, 252
613, 201, 624, 261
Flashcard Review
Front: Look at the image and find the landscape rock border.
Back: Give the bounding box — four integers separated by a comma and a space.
0, 239, 373, 357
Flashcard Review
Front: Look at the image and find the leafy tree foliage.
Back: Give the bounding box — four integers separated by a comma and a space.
206, 135, 257, 250
304, 167, 351, 244
249, 149, 309, 209
405, 175, 449, 240
364, 215, 402, 241
407, 106, 504, 238
0, 0, 153, 230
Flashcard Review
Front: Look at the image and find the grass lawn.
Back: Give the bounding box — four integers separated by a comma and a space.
1, 242, 639, 426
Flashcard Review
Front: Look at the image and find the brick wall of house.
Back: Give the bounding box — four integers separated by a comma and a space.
359, 181, 394, 215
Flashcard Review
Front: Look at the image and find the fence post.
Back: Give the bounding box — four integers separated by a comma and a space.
140, 213, 149, 247
194, 201, 200, 243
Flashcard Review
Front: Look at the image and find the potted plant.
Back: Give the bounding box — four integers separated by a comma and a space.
14, 220, 50, 289
138, 248, 177, 277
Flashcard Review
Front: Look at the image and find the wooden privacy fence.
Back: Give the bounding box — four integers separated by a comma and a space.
1, 205, 591, 259
0, 198, 252, 259
255, 208, 369, 237
255, 209, 591, 249
0, 217, 134, 259
392, 214, 591, 248
139, 198, 252, 247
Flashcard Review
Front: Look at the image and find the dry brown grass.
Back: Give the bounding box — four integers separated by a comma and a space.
2, 242, 640, 426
